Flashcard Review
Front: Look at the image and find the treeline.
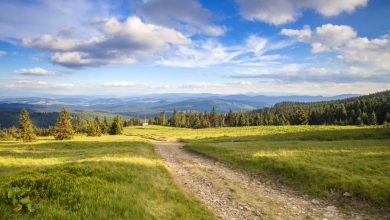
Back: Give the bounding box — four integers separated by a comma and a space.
0, 108, 127, 141
149, 90, 390, 128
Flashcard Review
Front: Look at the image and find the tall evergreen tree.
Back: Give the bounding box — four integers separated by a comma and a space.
368, 111, 377, 125
210, 106, 219, 127
291, 109, 308, 125
73, 116, 81, 133
102, 116, 110, 133
94, 116, 102, 136
110, 115, 123, 135
54, 108, 74, 140
18, 108, 36, 142
86, 120, 97, 136
159, 111, 167, 126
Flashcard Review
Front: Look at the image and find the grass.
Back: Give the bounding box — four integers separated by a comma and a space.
0, 136, 214, 219
1, 125, 388, 218
124, 125, 368, 141
183, 126, 390, 211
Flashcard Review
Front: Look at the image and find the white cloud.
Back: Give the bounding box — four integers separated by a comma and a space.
237, 0, 368, 25
281, 24, 390, 70
14, 67, 68, 76
103, 81, 149, 88
8, 79, 74, 89
134, 0, 225, 36
0, 0, 111, 39
157, 35, 286, 67
22, 16, 191, 68
280, 25, 312, 42
0, 50, 6, 57
312, 24, 357, 53
341, 37, 390, 70
157, 40, 240, 67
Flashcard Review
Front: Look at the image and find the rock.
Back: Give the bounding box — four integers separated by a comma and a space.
343, 192, 351, 197
326, 205, 336, 210
311, 199, 320, 205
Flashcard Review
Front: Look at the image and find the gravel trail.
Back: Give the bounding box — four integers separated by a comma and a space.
154, 141, 358, 220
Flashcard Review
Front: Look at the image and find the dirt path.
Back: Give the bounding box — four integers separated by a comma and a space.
154, 141, 363, 220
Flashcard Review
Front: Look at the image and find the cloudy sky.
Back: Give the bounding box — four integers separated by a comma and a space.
0, 0, 389, 96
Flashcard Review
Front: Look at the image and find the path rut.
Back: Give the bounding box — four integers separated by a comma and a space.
154, 141, 364, 220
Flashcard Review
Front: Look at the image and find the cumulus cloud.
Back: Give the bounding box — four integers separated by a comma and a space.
134, 0, 225, 36
22, 16, 191, 68
281, 24, 390, 70
237, 0, 368, 25
14, 67, 69, 76
0, 50, 6, 57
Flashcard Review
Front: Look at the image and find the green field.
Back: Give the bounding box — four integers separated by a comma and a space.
1, 125, 389, 218
0, 137, 213, 219
184, 127, 390, 211
124, 125, 367, 141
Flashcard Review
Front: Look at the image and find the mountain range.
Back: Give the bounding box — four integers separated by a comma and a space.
0, 93, 359, 116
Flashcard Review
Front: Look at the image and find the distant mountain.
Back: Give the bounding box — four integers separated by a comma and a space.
0, 93, 359, 117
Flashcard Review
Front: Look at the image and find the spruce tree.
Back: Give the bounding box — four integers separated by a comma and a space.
110, 115, 123, 135
19, 108, 36, 142
73, 116, 81, 133
102, 116, 110, 134
54, 108, 74, 140
368, 111, 377, 125
292, 109, 308, 125
159, 111, 167, 126
94, 116, 102, 136
210, 106, 219, 127
385, 112, 390, 125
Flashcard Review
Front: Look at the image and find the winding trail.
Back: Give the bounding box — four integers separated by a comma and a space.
154, 141, 361, 220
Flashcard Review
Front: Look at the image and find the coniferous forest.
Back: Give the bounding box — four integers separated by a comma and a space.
0, 90, 389, 140
152, 90, 390, 128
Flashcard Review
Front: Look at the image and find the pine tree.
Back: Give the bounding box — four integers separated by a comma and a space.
94, 116, 102, 136
54, 108, 74, 140
210, 106, 219, 127
73, 116, 81, 133
291, 109, 308, 125
102, 116, 110, 133
159, 111, 167, 126
368, 111, 377, 125
86, 120, 97, 136
18, 108, 36, 142
385, 112, 390, 125
110, 115, 123, 135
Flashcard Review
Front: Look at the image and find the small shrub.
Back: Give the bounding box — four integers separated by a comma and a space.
6, 187, 38, 213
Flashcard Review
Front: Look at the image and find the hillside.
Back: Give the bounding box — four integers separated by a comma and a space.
252, 90, 390, 125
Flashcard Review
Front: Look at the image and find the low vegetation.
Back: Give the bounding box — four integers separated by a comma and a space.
124, 124, 367, 141
184, 127, 390, 212
0, 137, 213, 219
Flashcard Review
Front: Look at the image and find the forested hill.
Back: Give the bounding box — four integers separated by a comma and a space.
253, 90, 390, 125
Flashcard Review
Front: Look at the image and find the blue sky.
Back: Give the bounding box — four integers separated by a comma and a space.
0, 0, 389, 96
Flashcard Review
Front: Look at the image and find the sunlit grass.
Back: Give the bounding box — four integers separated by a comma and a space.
184, 127, 390, 212
0, 139, 213, 219
124, 125, 369, 141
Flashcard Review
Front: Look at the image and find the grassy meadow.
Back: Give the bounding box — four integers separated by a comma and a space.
1, 125, 389, 218
0, 136, 213, 219
123, 124, 367, 141
183, 126, 390, 211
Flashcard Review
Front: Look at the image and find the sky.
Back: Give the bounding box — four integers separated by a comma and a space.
0, 0, 389, 96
